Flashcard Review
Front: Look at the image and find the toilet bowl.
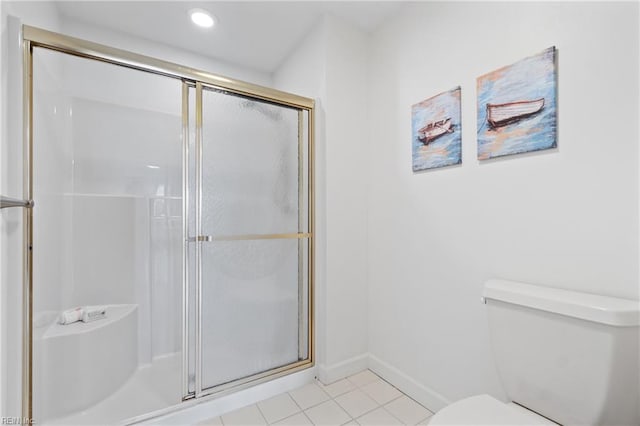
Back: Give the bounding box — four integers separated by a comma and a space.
429, 394, 555, 425
429, 279, 640, 426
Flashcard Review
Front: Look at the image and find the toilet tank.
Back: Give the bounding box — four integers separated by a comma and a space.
483, 280, 640, 426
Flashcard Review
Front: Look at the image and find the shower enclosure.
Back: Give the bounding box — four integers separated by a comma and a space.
9, 25, 314, 424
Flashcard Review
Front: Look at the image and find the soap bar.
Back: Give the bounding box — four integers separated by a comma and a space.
58, 307, 83, 325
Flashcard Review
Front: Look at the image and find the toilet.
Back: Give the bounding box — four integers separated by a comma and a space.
429, 279, 640, 426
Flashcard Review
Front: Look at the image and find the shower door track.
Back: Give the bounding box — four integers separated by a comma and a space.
21, 25, 315, 423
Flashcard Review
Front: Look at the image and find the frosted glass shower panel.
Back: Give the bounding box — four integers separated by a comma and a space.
199, 87, 310, 391
201, 239, 302, 388
201, 89, 306, 236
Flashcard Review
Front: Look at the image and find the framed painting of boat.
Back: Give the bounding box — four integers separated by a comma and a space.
477, 46, 557, 160
411, 86, 462, 171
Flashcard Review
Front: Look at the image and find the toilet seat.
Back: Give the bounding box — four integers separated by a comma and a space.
429, 394, 556, 425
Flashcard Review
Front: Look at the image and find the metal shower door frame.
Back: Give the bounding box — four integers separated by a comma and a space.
21, 25, 315, 422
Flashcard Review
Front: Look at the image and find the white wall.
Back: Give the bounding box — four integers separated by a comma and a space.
59, 18, 272, 88
323, 16, 369, 375
367, 1, 639, 410
273, 17, 327, 99
273, 15, 370, 383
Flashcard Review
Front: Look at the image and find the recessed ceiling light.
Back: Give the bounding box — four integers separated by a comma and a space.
190, 9, 215, 28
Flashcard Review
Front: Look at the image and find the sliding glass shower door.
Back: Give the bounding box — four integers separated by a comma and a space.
192, 85, 311, 395
24, 25, 313, 423
30, 47, 185, 424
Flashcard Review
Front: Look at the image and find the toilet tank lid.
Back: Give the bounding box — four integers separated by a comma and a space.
483, 279, 640, 327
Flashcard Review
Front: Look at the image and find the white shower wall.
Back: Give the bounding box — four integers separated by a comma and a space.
32, 48, 184, 370
32, 49, 73, 319
69, 94, 183, 363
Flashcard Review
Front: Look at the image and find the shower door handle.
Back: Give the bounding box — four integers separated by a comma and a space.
188, 235, 213, 242
0, 196, 34, 209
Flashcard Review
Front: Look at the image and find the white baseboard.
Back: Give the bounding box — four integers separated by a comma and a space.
368, 354, 450, 413
318, 353, 451, 413
318, 353, 369, 384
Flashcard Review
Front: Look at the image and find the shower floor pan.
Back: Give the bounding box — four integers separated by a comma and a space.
46, 353, 181, 425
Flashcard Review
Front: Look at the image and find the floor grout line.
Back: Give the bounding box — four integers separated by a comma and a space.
287, 390, 305, 413
213, 370, 434, 426
378, 404, 406, 425
417, 415, 433, 425
254, 400, 269, 425
334, 393, 383, 420
263, 398, 304, 425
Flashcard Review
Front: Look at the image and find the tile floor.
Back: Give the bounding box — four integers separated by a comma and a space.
199, 370, 434, 426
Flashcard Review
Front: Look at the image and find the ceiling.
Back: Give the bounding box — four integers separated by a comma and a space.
55, 1, 405, 73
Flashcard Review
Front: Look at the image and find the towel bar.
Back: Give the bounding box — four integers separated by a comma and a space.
0, 195, 34, 209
